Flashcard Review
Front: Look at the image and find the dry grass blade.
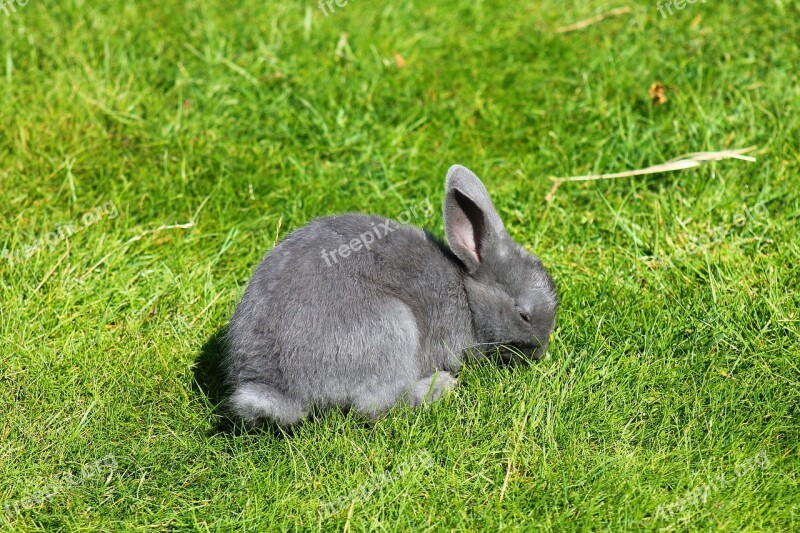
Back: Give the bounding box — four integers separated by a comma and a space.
555, 6, 633, 33
550, 147, 757, 183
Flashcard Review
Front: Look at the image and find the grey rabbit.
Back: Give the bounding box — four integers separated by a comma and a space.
224, 165, 557, 427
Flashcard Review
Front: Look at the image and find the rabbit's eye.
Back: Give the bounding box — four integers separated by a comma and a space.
518, 311, 531, 323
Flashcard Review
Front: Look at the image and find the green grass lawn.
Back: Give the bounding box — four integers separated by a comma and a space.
2, 0, 798, 530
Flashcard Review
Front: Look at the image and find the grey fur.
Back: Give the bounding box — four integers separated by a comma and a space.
224, 165, 558, 427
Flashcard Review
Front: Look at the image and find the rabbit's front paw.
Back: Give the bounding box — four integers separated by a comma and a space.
409, 371, 457, 407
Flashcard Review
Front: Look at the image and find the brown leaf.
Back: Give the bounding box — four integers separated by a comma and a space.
648, 82, 668, 105
393, 52, 407, 69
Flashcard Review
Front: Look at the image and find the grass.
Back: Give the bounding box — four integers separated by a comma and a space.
1, 0, 798, 530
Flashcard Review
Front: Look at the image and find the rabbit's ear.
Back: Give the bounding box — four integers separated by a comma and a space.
444, 165, 506, 272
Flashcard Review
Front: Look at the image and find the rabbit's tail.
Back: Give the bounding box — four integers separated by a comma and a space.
228, 382, 307, 427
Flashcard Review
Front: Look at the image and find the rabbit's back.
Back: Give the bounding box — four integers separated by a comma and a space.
225, 214, 472, 408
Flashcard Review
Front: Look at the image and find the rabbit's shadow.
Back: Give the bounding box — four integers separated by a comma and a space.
193, 326, 235, 434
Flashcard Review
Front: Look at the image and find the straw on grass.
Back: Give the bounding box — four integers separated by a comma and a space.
555, 6, 633, 33
545, 146, 758, 201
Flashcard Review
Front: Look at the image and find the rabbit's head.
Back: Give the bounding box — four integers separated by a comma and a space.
444, 165, 557, 362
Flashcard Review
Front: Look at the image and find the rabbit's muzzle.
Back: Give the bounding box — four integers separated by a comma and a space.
498, 342, 547, 364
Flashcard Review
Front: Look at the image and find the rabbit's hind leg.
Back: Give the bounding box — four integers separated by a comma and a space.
407, 371, 458, 407
228, 382, 308, 427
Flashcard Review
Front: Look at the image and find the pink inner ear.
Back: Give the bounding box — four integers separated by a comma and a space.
457, 225, 480, 263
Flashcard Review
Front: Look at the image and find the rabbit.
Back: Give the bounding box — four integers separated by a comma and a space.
223, 165, 558, 427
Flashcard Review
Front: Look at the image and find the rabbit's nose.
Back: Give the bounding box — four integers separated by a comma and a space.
527, 342, 548, 361
517, 345, 540, 361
